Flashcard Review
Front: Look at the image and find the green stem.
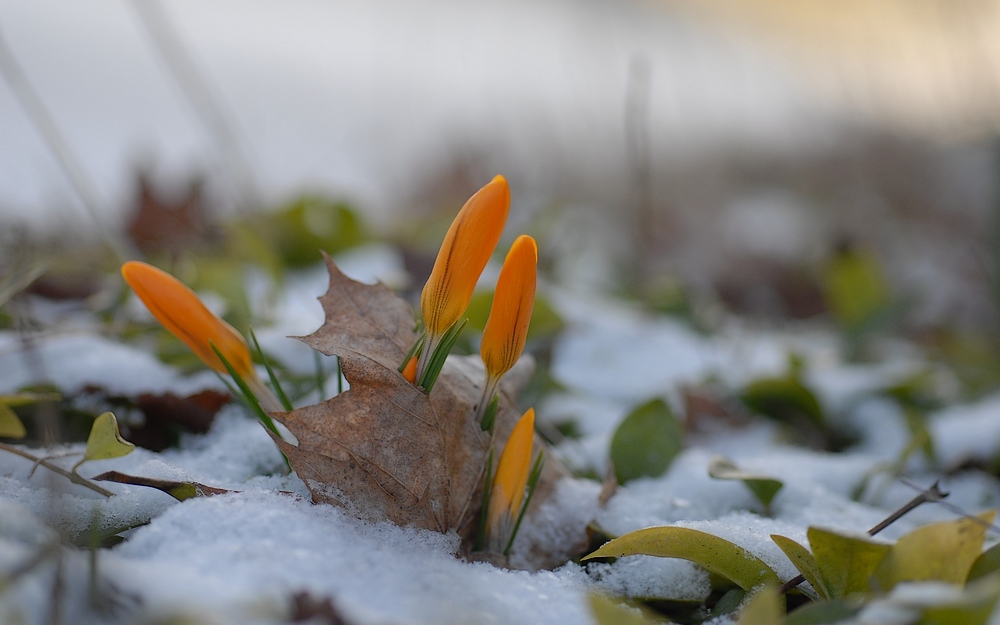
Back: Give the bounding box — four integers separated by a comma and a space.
0, 442, 113, 496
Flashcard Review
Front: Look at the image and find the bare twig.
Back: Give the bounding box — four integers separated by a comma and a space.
778, 480, 949, 594
0, 442, 113, 497
0, 29, 130, 262
128, 0, 261, 212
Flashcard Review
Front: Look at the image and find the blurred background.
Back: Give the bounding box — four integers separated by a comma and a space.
2, 0, 999, 345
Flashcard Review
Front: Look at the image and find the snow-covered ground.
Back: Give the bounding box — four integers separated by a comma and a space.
3, 245, 1000, 625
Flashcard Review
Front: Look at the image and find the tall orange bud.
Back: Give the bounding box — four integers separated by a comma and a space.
481, 234, 537, 380
485, 408, 535, 552
416, 175, 510, 384
122, 261, 255, 379
475, 235, 537, 426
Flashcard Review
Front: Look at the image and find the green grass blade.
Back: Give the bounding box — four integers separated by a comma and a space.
249, 327, 293, 411
474, 446, 495, 553
505, 450, 544, 556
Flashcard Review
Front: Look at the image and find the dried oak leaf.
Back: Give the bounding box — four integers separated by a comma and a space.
271, 255, 527, 535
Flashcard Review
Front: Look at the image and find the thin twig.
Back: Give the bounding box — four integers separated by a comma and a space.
0, 442, 113, 497
0, 29, 130, 262
778, 480, 948, 594
128, 0, 261, 212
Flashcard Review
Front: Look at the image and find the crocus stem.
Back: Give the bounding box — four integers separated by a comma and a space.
415, 332, 441, 389
0, 442, 113, 497
245, 373, 284, 413
778, 480, 949, 595
475, 375, 501, 424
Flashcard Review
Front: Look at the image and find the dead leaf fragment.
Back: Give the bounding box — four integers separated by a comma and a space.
93, 471, 233, 501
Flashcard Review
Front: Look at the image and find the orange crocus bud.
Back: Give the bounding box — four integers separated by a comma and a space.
121, 261, 255, 379
481, 234, 537, 380
416, 175, 510, 383
485, 407, 535, 552
401, 355, 418, 384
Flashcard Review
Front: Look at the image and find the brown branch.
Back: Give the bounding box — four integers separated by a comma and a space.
779, 480, 948, 594
0, 442, 114, 497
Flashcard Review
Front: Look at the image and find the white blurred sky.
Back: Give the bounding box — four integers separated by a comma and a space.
0, 0, 839, 234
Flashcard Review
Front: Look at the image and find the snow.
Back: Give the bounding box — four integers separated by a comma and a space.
4, 247, 1000, 624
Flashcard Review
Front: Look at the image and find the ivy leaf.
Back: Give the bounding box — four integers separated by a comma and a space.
610, 398, 683, 484
583, 526, 782, 592
76, 412, 135, 469
875, 511, 996, 590
708, 456, 783, 508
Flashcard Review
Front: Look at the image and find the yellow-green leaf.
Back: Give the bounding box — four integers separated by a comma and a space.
738, 586, 783, 625
0, 404, 26, 439
918, 573, 1000, 625
875, 511, 996, 590
821, 246, 891, 333
968, 543, 1000, 583
0, 392, 61, 408
610, 398, 683, 484
771, 534, 828, 600
588, 594, 664, 625
784, 600, 859, 625
709, 456, 784, 508
807, 527, 891, 599
583, 527, 782, 592
78, 412, 135, 467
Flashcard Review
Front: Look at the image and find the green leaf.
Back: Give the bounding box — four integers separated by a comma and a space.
771, 534, 829, 600
0, 392, 61, 408
588, 594, 664, 625
741, 377, 823, 427
968, 543, 1000, 583
784, 600, 859, 625
708, 456, 784, 508
918, 573, 1000, 625
737, 586, 783, 625
821, 246, 891, 333
0, 392, 61, 439
807, 527, 891, 599
0, 404, 26, 439
76, 412, 135, 468
254, 197, 367, 268
875, 511, 996, 590
610, 398, 683, 484
583, 526, 782, 591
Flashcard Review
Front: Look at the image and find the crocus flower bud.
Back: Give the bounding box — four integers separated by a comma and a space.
485, 407, 535, 552
416, 175, 510, 384
481, 234, 537, 381
121, 261, 254, 379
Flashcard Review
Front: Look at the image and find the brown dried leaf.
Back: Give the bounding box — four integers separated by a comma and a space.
297, 253, 417, 371
274, 258, 531, 535
93, 471, 233, 501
